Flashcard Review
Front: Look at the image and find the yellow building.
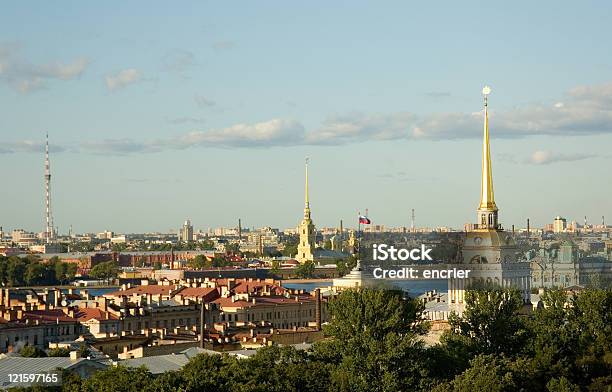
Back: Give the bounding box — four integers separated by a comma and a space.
296, 159, 316, 263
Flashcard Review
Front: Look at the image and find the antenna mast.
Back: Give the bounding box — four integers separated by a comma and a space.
44, 133, 54, 243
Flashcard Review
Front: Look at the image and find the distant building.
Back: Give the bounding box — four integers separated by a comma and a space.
179, 220, 194, 242
11, 229, 37, 247
553, 216, 567, 233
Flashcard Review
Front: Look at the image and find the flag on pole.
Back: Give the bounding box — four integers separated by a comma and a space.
358, 215, 371, 224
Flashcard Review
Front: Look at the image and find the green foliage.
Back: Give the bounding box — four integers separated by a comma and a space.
546, 376, 581, 392
314, 288, 431, 391
446, 288, 528, 356
78, 344, 91, 358
269, 260, 281, 276
81, 365, 152, 392
281, 235, 299, 257
526, 288, 612, 387
224, 242, 240, 254
433, 354, 521, 392
335, 255, 358, 276
0, 255, 78, 286
89, 261, 119, 281
187, 254, 211, 270
19, 345, 47, 358
47, 347, 71, 357
212, 255, 230, 268
294, 261, 315, 278
27, 287, 611, 392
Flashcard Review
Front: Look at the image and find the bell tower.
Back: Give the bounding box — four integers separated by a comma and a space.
297, 158, 315, 263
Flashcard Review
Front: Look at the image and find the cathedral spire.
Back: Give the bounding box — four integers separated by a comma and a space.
479, 85, 497, 211
304, 157, 311, 219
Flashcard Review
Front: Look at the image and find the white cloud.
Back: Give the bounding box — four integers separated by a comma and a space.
0, 43, 89, 93
307, 112, 415, 145
105, 69, 142, 91
78, 119, 305, 154
169, 119, 305, 148
6, 81, 612, 153
529, 150, 597, 165
0, 140, 66, 154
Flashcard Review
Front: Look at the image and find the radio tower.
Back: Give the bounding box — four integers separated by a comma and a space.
411, 208, 415, 232
44, 133, 54, 243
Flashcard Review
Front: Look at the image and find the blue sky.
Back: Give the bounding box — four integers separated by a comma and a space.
1, 1, 612, 233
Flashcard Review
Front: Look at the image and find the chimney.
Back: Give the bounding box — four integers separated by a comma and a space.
103, 297, 108, 312
199, 302, 206, 349
70, 350, 81, 361
315, 288, 321, 331
527, 218, 530, 234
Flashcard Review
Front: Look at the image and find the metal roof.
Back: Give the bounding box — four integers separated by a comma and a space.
0, 357, 106, 388
121, 353, 190, 374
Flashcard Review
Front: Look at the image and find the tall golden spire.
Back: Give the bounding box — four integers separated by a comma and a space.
304, 157, 311, 219
479, 86, 497, 211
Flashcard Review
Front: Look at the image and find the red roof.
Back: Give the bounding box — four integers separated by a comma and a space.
75, 308, 119, 321
214, 294, 315, 309
23, 309, 76, 323
176, 287, 220, 302
106, 285, 175, 297
233, 281, 285, 296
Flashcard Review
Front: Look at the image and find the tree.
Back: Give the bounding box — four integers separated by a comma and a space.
294, 261, 315, 278
335, 256, 357, 276
212, 256, 230, 268
281, 235, 299, 257
20, 345, 47, 358
47, 347, 71, 357
527, 288, 612, 388
89, 261, 119, 283
546, 377, 580, 392
313, 288, 430, 392
225, 243, 240, 254
65, 263, 78, 282
432, 354, 520, 392
188, 255, 210, 270
269, 260, 281, 276
81, 365, 152, 392
54, 260, 67, 284
445, 288, 528, 356
24, 262, 45, 286
6, 257, 26, 286
227, 346, 332, 392
179, 353, 235, 391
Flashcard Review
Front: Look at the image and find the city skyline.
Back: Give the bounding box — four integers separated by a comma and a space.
2, 2, 612, 232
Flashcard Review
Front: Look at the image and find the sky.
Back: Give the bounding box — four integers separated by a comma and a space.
1, 1, 612, 234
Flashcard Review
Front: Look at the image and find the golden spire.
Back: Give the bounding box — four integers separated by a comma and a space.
304, 157, 311, 219
479, 85, 497, 211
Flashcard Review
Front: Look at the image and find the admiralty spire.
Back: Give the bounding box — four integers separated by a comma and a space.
477, 85, 499, 230
448, 86, 532, 312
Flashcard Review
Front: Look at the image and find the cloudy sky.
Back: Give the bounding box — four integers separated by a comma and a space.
1, 1, 612, 234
